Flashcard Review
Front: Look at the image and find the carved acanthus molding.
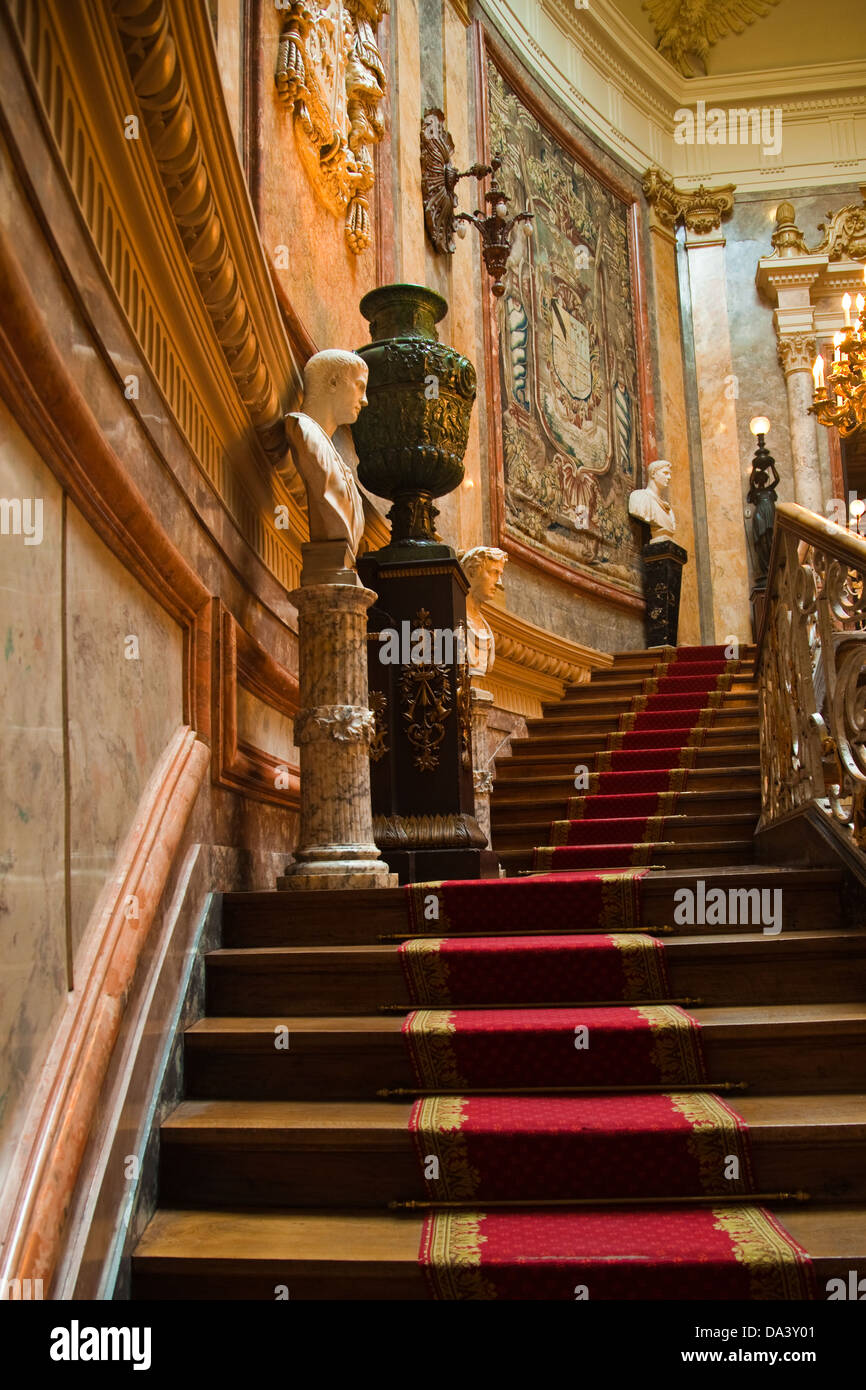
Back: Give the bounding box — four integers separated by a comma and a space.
642, 167, 680, 231
295, 705, 375, 744
275, 1, 389, 254
777, 333, 818, 376
813, 189, 866, 262
642, 0, 781, 79
113, 0, 286, 461
643, 167, 735, 235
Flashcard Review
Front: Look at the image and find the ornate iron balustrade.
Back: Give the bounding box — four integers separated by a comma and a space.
758, 502, 866, 848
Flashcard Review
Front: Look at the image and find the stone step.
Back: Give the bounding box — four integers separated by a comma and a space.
221, 868, 845, 946
496, 744, 761, 776
492, 788, 761, 828
156, 1092, 866, 1209
498, 840, 757, 873
490, 766, 761, 805
204, 931, 866, 1017
493, 811, 758, 853
183, 1002, 866, 1100
130, 1203, 866, 1300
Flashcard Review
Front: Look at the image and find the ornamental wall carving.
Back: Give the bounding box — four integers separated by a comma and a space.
643, 167, 735, 235
275, 1, 389, 254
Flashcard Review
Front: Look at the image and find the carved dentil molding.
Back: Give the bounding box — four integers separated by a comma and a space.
777, 333, 818, 376
643, 167, 735, 234
275, 1, 389, 255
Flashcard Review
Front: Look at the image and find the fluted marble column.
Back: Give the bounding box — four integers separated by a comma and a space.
278, 584, 396, 891
777, 333, 823, 515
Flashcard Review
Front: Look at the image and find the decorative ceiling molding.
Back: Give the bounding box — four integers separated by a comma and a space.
642, 0, 781, 80
481, 0, 866, 189
275, 1, 389, 255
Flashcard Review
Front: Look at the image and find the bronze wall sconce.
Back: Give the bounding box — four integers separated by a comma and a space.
420, 108, 533, 297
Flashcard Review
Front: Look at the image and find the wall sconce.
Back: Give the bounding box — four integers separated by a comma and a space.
746, 416, 778, 589
420, 108, 533, 298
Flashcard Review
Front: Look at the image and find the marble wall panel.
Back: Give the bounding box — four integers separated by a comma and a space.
236, 686, 297, 766
687, 236, 751, 644
0, 406, 66, 1188
65, 502, 184, 959
647, 226, 702, 645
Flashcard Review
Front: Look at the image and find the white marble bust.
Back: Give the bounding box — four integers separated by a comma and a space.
281, 349, 368, 557
459, 546, 507, 678
628, 460, 676, 543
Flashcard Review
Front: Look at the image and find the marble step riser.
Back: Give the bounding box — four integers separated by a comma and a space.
184, 1026, 866, 1101
492, 797, 761, 826
204, 949, 866, 1017
497, 749, 760, 776
156, 1132, 866, 1209
493, 820, 758, 850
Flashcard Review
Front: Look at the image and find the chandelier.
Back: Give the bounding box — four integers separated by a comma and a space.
810, 274, 866, 438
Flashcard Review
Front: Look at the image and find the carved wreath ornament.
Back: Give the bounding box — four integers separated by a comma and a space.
275, 1, 389, 254
295, 706, 375, 744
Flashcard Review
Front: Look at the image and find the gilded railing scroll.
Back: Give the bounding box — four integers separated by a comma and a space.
758, 502, 866, 848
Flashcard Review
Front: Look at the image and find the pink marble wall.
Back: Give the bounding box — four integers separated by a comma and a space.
0, 408, 66, 1189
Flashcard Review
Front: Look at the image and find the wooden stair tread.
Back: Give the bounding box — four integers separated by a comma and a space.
188, 1001, 866, 1036
205, 930, 866, 965
162, 1093, 866, 1137
132, 1204, 866, 1263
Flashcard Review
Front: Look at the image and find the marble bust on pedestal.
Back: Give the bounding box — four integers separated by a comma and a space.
278, 349, 369, 583
459, 546, 507, 678
628, 460, 676, 543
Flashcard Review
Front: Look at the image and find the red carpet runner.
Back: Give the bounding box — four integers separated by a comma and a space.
531, 650, 736, 870
398, 644, 814, 1299
419, 1207, 815, 1300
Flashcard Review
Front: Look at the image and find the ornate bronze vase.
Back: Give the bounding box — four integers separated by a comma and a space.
352, 283, 476, 558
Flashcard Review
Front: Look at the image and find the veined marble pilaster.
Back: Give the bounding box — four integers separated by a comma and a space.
777, 333, 823, 514
645, 218, 701, 643
278, 584, 396, 890
686, 228, 751, 645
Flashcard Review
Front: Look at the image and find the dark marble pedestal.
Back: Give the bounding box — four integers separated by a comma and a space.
641, 540, 688, 648
358, 548, 498, 885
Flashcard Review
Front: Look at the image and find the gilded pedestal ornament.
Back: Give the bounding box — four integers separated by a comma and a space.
275, 1, 389, 254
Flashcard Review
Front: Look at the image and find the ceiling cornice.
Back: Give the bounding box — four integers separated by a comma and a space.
482, 0, 866, 190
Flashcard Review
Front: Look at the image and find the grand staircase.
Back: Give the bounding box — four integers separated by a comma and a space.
131, 644, 866, 1299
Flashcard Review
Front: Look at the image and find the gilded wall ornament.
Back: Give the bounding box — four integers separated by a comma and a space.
275, 1, 389, 254
813, 193, 866, 261
368, 690, 389, 762
399, 610, 452, 771
642, 0, 780, 78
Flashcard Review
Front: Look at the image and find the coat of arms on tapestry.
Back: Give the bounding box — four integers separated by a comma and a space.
489, 63, 644, 600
